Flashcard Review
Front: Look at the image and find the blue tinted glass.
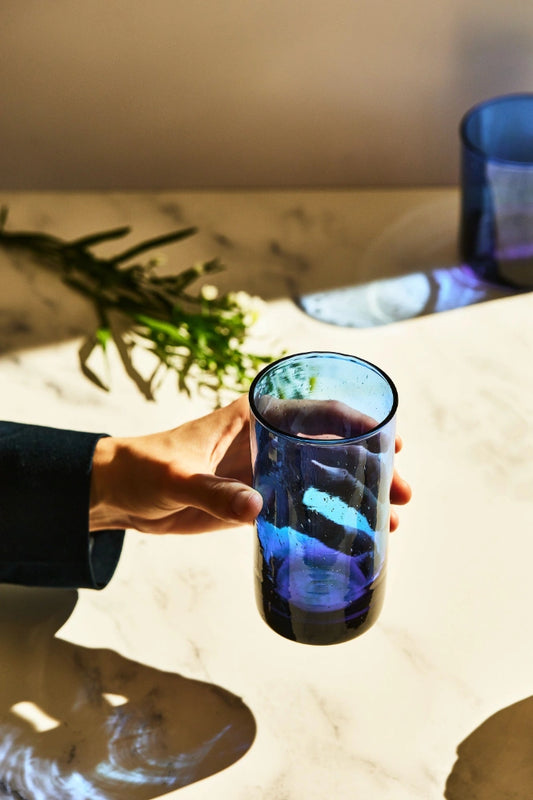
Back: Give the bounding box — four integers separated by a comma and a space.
250, 352, 397, 645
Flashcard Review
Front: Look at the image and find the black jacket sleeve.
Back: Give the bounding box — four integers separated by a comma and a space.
0, 421, 125, 589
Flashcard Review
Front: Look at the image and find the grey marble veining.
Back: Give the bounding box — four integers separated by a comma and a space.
0, 190, 533, 799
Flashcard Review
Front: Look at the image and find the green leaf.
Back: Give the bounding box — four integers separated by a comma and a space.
0, 207, 277, 403
96, 326, 112, 351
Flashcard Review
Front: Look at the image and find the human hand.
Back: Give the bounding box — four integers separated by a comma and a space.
90, 394, 411, 535
90, 395, 263, 534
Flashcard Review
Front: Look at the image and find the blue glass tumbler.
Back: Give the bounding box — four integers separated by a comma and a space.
249, 351, 398, 646
460, 93, 533, 288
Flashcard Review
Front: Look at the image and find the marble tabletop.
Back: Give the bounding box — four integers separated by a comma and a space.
0, 189, 532, 800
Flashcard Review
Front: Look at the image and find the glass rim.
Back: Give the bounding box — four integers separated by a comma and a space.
460, 92, 533, 166
248, 350, 398, 445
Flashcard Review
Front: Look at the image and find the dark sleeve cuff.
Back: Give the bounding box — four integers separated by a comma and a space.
0, 421, 125, 589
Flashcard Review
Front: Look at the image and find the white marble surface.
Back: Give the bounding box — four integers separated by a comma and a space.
0, 189, 533, 799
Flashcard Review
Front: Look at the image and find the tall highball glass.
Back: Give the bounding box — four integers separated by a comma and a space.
249, 351, 398, 646
460, 93, 533, 288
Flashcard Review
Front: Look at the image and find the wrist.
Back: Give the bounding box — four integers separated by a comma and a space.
90, 436, 123, 531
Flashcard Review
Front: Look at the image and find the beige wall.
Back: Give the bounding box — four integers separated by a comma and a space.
2, 0, 533, 189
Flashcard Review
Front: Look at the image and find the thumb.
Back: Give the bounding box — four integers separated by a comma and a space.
187, 474, 263, 524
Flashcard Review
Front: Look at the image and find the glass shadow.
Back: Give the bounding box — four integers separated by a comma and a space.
297, 264, 527, 329
0, 586, 256, 800
445, 695, 533, 799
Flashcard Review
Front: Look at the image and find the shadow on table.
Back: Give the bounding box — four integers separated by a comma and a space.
0, 586, 256, 800
288, 193, 531, 327
445, 696, 533, 799
1, 195, 529, 347
297, 264, 527, 328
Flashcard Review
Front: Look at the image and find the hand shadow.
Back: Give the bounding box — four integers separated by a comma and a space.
0, 586, 256, 800
445, 696, 533, 799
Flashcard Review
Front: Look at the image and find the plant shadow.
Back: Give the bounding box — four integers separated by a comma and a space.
445, 696, 533, 799
0, 586, 256, 800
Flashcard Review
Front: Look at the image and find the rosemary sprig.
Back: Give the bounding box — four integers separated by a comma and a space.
0, 207, 274, 402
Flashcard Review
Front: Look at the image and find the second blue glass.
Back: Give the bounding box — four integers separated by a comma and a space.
460, 93, 533, 288
249, 351, 398, 646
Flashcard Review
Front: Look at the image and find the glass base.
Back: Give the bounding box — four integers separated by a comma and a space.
256, 572, 386, 646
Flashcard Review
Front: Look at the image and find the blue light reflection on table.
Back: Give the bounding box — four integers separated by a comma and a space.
297, 264, 525, 328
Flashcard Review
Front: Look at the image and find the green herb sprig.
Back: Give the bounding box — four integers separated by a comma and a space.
0, 207, 273, 402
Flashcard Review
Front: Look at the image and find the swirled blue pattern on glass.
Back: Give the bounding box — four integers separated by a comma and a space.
250, 352, 397, 645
